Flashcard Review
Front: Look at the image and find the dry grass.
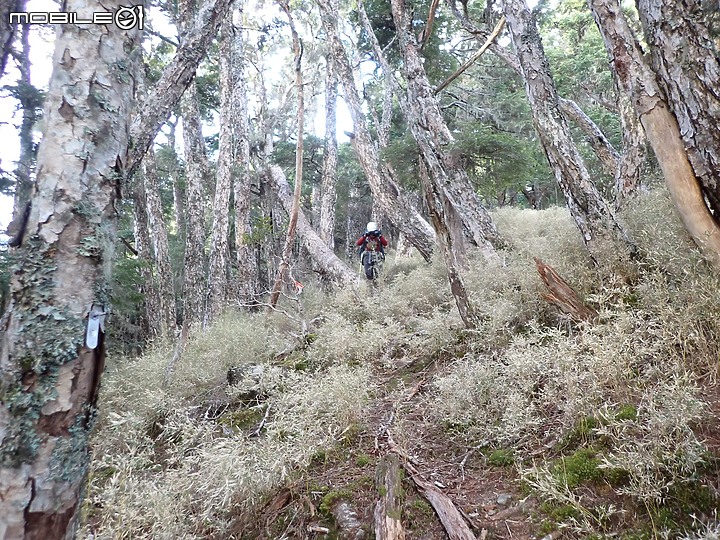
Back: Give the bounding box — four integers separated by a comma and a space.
82, 190, 720, 538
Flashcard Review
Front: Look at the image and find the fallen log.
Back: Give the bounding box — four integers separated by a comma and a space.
534, 257, 598, 322
402, 462, 476, 540
374, 455, 406, 539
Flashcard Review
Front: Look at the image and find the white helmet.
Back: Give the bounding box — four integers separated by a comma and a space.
366, 221, 378, 233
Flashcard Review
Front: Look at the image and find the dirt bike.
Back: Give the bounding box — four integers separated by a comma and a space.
361, 245, 384, 280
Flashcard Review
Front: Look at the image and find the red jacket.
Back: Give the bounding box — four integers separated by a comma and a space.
356, 233, 388, 249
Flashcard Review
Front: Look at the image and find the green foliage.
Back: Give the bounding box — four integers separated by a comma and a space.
553, 449, 603, 489
488, 448, 515, 467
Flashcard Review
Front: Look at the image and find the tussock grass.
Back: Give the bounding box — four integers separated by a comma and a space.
83, 190, 720, 538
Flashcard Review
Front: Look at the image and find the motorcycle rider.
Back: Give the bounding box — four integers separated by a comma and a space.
356, 222, 388, 263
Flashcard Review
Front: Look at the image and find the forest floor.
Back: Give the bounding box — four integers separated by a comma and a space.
83, 197, 720, 540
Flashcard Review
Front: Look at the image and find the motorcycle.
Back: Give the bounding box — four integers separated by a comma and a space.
361, 248, 384, 280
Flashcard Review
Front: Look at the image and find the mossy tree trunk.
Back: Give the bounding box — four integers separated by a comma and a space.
0, 2, 140, 536
589, 0, 720, 267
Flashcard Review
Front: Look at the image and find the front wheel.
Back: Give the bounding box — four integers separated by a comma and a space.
363, 252, 377, 280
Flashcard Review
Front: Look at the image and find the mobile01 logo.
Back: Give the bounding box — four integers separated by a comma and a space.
9, 5, 144, 30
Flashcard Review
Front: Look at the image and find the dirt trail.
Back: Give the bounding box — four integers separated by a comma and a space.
232, 350, 541, 540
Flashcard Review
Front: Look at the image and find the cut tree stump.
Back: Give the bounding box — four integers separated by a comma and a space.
402, 462, 477, 540
534, 257, 598, 322
374, 455, 406, 540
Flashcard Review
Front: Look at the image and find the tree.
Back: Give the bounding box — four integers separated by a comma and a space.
0, 2, 140, 535
270, 1, 305, 308
502, 0, 631, 262
315, 0, 437, 260
142, 146, 177, 338
0, 0, 23, 79
589, 0, 720, 267
319, 51, 339, 249
126, 0, 234, 179
636, 0, 720, 217
389, 0, 503, 260
205, 18, 240, 325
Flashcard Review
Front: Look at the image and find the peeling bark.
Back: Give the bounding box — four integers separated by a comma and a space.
589, 0, 720, 267
636, 0, 720, 217
267, 166, 359, 287
502, 0, 631, 261
0, 2, 140, 535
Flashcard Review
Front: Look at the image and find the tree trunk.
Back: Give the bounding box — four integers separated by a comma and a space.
636, 0, 720, 218
319, 52, 339, 249
267, 166, 360, 287
134, 174, 162, 337
162, 120, 186, 239
180, 81, 209, 326
445, 3, 630, 201
232, 11, 258, 304
143, 146, 177, 338
315, 0, 437, 261
205, 19, 238, 325
0, 1, 140, 535
502, 0, 631, 262
390, 0, 502, 262
589, 0, 720, 267
614, 92, 645, 209
270, 3, 304, 309
126, 0, 234, 179
374, 455, 406, 539
558, 96, 620, 177
419, 161, 476, 328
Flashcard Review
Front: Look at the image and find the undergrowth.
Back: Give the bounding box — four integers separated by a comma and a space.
81, 190, 720, 539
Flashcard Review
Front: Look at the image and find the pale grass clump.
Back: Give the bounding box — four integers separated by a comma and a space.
492, 206, 595, 284
82, 364, 373, 539
595, 375, 707, 505
305, 313, 403, 367
620, 188, 707, 276
430, 323, 636, 445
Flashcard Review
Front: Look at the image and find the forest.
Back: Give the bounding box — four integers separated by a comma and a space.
0, 0, 719, 538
